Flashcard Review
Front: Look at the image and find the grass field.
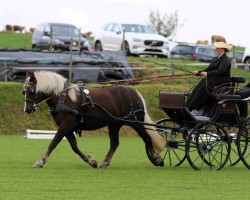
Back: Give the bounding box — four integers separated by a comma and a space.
1, 32, 250, 200
0, 135, 249, 200
0, 32, 32, 49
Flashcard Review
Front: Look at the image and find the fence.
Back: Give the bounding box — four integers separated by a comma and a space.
25, 129, 58, 139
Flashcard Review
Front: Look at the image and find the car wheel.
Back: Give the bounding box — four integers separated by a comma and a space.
95, 41, 103, 51
244, 58, 250, 70
124, 41, 131, 56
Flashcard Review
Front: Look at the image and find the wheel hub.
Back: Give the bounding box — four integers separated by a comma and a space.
199, 143, 212, 154
166, 140, 179, 150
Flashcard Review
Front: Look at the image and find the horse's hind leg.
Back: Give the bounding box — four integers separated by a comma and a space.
99, 125, 121, 169
66, 132, 98, 168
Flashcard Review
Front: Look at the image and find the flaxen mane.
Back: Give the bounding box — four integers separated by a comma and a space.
33, 71, 79, 102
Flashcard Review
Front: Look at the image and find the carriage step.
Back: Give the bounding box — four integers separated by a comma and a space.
193, 115, 210, 121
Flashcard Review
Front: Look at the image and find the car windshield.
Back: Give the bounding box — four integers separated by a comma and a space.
172, 45, 194, 52
121, 24, 155, 34
197, 47, 215, 56
52, 25, 79, 37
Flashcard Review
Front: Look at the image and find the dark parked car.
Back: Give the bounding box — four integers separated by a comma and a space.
0, 49, 134, 83
32, 22, 90, 51
169, 44, 216, 62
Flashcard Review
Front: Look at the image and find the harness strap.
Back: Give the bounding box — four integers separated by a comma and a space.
49, 92, 73, 115
119, 85, 144, 121
78, 81, 94, 109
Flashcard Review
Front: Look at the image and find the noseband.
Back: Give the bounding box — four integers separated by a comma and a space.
24, 81, 38, 111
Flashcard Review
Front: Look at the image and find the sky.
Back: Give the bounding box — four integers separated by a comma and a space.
1, 0, 249, 47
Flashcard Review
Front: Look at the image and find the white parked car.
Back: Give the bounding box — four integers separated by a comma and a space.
94, 22, 169, 57
241, 47, 250, 70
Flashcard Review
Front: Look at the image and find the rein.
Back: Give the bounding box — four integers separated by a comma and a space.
205, 76, 232, 95
96, 73, 193, 85
205, 76, 216, 95
35, 84, 79, 108
33, 74, 193, 108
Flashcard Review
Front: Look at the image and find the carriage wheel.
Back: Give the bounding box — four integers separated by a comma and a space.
156, 118, 187, 167
237, 117, 250, 169
222, 125, 241, 167
186, 122, 231, 170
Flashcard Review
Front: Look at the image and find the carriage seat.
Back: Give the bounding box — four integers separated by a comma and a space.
230, 76, 246, 83
214, 77, 250, 101
213, 94, 242, 101
192, 76, 246, 119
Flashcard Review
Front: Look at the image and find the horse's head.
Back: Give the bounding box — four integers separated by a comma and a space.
23, 72, 38, 113
23, 70, 74, 114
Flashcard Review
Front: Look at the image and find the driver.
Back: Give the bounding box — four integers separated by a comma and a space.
186, 42, 232, 112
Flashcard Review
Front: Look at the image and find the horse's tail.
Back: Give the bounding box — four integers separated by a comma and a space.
136, 90, 165, 153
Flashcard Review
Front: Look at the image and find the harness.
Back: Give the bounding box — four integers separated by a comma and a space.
49, 82, 94, 117
118, 86, 143, 122
48, 83, 144, 125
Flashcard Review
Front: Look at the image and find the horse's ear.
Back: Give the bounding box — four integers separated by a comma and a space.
26, 71, 33, 78
26, 71, 36, 83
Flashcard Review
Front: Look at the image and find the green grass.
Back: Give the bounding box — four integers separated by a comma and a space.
0, 135, 249, 200
0, 32, 32, 49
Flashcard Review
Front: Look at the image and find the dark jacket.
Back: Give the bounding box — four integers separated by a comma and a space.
199, 53, 231, 87
187, 53, 231, 111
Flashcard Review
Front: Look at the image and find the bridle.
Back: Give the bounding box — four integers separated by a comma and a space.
23, 79, 79, 112
23, 80, 38, 111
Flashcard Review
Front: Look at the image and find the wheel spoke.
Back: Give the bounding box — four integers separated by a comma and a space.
156, 118, 187, 167
186, 122, 230, 170
238, 117, 250, 169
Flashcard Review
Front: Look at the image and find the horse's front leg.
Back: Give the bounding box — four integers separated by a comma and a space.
99, 125, 121, 169
65, 132, 98, 168
133, 126, 164, 167
33, 127, 67, 168
145, 145, 164, 167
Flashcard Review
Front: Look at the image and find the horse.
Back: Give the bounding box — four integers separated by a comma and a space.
23, 71, 165, 169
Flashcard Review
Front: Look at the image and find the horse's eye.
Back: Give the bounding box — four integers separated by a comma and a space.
27, 87, 35, 95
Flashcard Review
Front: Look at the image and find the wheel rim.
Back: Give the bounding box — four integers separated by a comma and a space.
156, 118, 187, 167
238, 117, 250, 169
186, 122, 231, 170
222, 125, 241, 166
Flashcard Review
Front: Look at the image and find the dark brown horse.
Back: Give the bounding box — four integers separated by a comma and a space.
23, 71, 165, 168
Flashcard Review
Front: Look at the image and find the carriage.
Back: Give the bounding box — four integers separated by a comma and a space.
23, 71, 250, 170
157, 76, 250, 170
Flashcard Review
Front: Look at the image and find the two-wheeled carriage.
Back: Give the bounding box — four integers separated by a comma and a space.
156, 76, 250, 170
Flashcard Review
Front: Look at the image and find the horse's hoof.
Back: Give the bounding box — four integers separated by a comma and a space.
90, 160, 98, 168
33, 162, 43, 168
159, 160, 164, 167
98, 164, 109, 169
